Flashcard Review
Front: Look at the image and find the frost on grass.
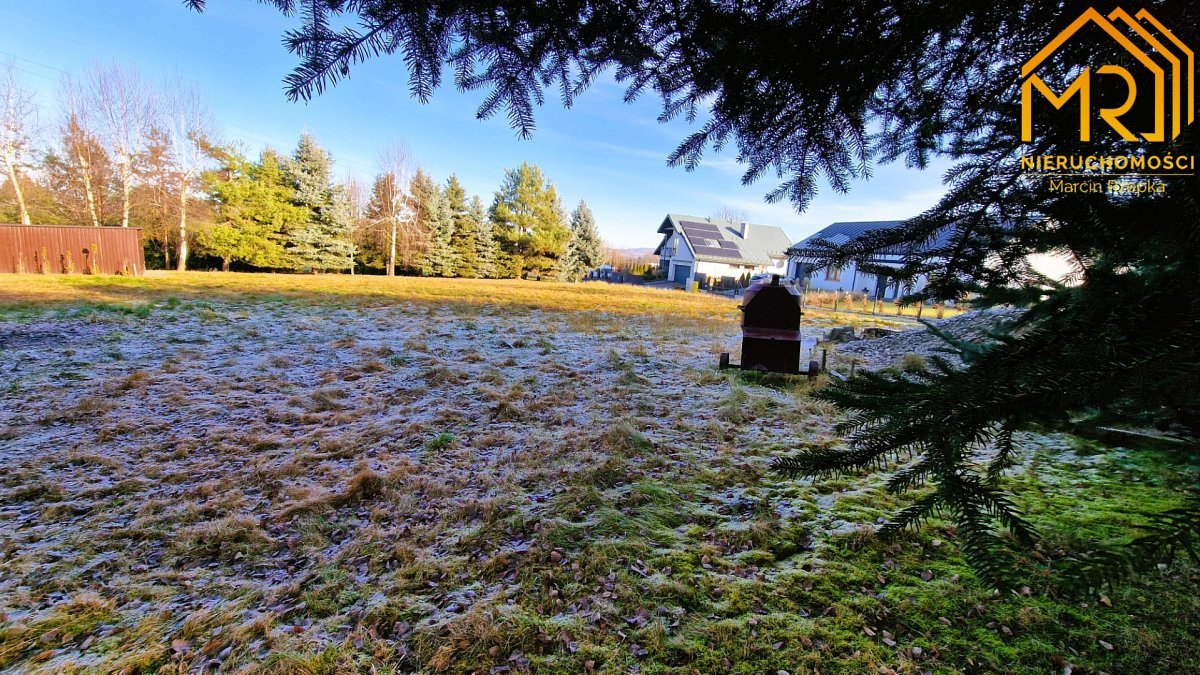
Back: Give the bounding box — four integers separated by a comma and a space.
0, 290, 1193, 673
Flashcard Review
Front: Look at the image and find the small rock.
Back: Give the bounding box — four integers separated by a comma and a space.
826, 326, 857, 343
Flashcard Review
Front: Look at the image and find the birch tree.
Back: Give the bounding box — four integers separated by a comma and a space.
1, 60, 37, 225
78, 62, 156, 228
343, 171, 367, 274
58, 78, 104, 227
367, 144, 414, 276
160, 78, 214, 271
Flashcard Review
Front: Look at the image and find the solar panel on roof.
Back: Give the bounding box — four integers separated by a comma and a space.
718, 241, 738, 249
694, 246, 742, 259
681, 225, 724, 241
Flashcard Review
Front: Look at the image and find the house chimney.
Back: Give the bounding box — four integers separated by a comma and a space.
737, 222, 748, 238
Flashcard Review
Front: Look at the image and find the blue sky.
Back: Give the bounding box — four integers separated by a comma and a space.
2, 0, 956, 248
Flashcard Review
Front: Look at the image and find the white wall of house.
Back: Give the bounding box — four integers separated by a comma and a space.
688, 258, 787, 288
659, 233, 695, 286
790, 258, 931, 299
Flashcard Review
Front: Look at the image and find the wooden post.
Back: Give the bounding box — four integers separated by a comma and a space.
833, 291, 840, 312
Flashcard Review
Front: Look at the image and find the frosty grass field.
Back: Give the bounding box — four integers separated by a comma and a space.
0, 273, 1196, 674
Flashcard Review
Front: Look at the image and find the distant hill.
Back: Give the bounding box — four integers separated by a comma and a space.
609, 247, 655, 258
602, 245, 658, 273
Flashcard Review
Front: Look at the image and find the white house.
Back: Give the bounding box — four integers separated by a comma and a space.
787, 219, 1076, 300
653, 214, 792, 289
786, 220, 943, 300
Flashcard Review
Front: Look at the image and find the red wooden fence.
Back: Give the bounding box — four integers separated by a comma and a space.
0, 224, 145, 275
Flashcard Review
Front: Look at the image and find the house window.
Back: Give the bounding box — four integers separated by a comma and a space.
825, 266, 842, 282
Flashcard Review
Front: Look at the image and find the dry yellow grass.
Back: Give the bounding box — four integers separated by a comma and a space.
803, 289, 968, 319
0, 271, 741, 322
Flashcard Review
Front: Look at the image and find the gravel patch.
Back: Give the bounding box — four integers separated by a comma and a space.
831, 307, 1027, 370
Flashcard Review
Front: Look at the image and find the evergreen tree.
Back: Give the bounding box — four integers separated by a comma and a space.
445, 175, 479, 277
560, 199, 602, 281
283, 134, 356, 272
42, 116, 118, 227
470, 195, 498, 279
489, 163, 570, 279
410, 169, 455, 277
200, 148, 305, 271
557, 238, 581, 282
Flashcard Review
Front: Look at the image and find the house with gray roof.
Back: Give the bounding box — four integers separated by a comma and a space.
653, 213, 792, 289
786, 220, 948, 300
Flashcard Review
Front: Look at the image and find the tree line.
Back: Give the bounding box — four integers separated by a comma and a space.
0, 60, 603, 279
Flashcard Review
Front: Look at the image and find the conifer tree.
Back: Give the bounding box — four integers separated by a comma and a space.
43, 115, 117, 227
445, 175, 479, 277
410, 169, 455, 277
489, 163, 570, 279
561, 199, 602, 281
283, 134, 356, 272
200, 148, 304, 270
470, 195, 498, 279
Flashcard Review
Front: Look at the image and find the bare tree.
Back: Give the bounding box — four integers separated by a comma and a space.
137, 126, 176, 268
59, 77, 105, 227
1, 60, 38, 225
711, 206, 748, 224
78, 62, 156, 228
343, 171, 368, 275
370, 143, 415, 276
160, 78, 214, 271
